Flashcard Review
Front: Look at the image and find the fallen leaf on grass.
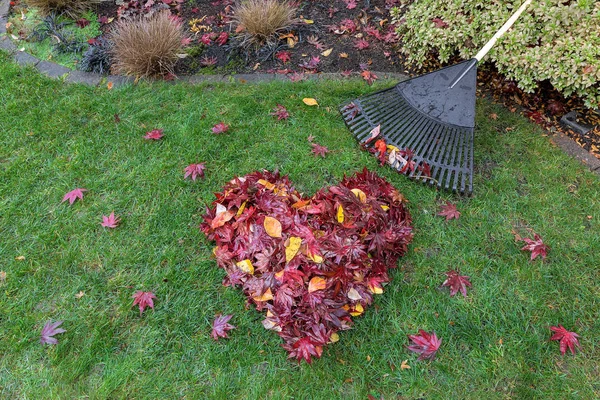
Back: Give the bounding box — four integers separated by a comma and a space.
0, 271, 6, 284
550, 325, 580, 355
100, 212, 120, 228
303, 98, 319, 106
40, 320, 66, 345
75, 291, 85, 299
437, 201, 460, 221
184, 163, 206, 181
62, 188, 87, 205
521, 233, 549, 260
441, 270, 471, 297
211, 314, 235, 340
311, 143, 330, 157
144, 129, 164, 140
132, 291, 156, 316
400, 359, 411, 370
270, 104, 290, 120
212, 122, 229, 134
407, 330, 441, 360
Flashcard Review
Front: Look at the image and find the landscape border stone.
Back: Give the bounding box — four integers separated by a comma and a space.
0, 0, 598, 177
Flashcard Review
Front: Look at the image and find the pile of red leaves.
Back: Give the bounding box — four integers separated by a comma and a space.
201, 168, 413, 363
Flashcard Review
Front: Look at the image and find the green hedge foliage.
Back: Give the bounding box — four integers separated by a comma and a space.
392, 0, 600, 108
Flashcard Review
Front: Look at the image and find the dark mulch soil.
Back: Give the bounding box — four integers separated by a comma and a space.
97, 0, 410, 77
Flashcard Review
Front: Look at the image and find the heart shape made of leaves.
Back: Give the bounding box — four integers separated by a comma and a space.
201, 169, 413, 363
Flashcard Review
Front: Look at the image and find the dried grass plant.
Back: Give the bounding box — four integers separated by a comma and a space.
233, 0, 299, 48
24, 0, 104, 18
109, 11, 185, 79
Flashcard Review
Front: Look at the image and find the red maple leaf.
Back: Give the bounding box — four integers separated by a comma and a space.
144, 129, 164, 140
181, 37, 192, 46
62, 188, 87, 205
521, 233, 549, 260
40, 320, 66, 345
311, 143, 330, 157
76, 18, 90, 28
343, 0, 357, 10
200, 33, 213, 45
437, 201, 460, 221
550, 325, 580, 355
361, 70, 378, 85
275, 50, 291, 63
431, 18, 448, 28
374, 139, 387, 165
184, 163, 206, 180
211, 314, 236, 340
212, 122, 230, 134
441, 270, 471, 297
132, 291, 156, 316
270, 104, 290, 121
101, 212, 120, 228
285, 337, 323, 364
407, 330, 441, 360
354, 39, 370, 50
216, 31, 229, 46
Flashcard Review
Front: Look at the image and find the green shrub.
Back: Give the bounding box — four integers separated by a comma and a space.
392, 0, 600, 108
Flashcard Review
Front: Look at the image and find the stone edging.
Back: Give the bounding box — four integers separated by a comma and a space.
1, 0, 599, 176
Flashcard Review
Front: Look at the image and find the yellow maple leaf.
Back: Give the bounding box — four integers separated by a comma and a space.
350, 303, 364, 316
285, 237, 302, 262
303, 98, 319, 106
308, 276, 327, 293
337, 205, 345, 223
351, 188, 367, 203
253, 288, 273, 302
264, 216, 282, 238
236, 259, 255, 275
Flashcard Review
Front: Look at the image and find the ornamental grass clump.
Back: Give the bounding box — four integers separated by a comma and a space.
232, 0, 299, 48
24, 0, 104, 18
201, 169, 413, 363
109, 11, 185, 78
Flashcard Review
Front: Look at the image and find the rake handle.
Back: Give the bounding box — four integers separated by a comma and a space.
450, 0, 532, 88
475, 0, 533, 61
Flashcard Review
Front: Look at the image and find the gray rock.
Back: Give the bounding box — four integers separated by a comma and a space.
0, 35, 16, 53
13, 51, 39, 67
65, 70, 102, 86
36, 60, 70, 78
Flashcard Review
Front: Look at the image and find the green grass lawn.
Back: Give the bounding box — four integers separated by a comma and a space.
0, 51, 599, 399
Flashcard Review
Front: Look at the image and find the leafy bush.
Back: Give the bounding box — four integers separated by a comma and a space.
109, 11, 185, 78
30, 13, 87, 54
23, 0, 104, 18
392, 0, 600, 108
232, 0, 299, 47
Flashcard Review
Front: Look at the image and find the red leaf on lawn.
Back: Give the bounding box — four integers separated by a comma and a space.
211, 314, 236, 340
184, 163, 206, 180
441, 270, 471, 297
354, 39, 370, 50
212, 122, 230, 134
521, 233, 549, 260
407, 330, 441, 360
144, 129, 164, 140
270, 104, 290, 120
437, 201, 460, 221
40, 320, 66, 345
275, 50, 291, 63
361, 70, 378, 85
550, 325, 580, 355
62, 188, 87, 205
101, 212, 120, 228
311, 143, 330, 157
132, 291, 156, 316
